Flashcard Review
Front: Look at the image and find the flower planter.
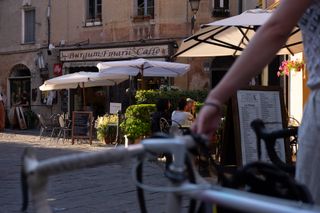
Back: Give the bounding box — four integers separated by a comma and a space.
133, 136, 144, 144
132, 15, 152, 22
104, 136, 111, 145
124, 135, 144, 146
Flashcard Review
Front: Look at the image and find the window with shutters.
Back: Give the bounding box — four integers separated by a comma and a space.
23, 9, 35, 43
212, 0, 230, 17
86, 0, 102, 26
133, 0, 154, 21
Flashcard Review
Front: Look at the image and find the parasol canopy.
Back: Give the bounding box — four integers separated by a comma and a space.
174, 9, 303, 57
39, 71, 128, 91
97, 58, 190, 77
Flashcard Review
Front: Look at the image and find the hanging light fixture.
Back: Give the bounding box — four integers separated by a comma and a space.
189, 0, 201, 14
189, 0, 201, 34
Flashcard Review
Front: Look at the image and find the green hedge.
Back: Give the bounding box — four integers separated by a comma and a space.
121, 90, 209, 140
135, 89, 208, 109
120, 104, 156, 140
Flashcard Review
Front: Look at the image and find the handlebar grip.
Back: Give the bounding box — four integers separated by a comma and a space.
250, 119, 296, 174
251, 119, 298, 140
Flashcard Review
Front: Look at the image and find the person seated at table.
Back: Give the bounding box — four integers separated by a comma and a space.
186, 98, 196, 118
171, 98, 194, 127
151, 98, 172, 133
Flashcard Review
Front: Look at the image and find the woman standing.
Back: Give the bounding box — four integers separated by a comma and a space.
192, 0, 320, 204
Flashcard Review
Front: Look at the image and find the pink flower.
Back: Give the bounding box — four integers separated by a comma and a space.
277, 71, 281, 77
276, 60, 304, 77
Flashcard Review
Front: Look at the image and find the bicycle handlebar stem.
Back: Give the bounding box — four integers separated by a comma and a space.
142, 136, 195, 181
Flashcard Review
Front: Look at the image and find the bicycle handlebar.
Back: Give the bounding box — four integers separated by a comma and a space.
21, 133, 320, 213
181, 184, 320, 213
250, 119, 297, 174
251, 119, 298, 141
22, 144, 146, 213
21, 135, 198, 213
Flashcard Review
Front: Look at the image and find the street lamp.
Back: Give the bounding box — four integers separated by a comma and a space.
189, 0, 201, 34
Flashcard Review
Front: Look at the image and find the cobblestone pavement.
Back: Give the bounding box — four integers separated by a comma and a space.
0, 129, 190, 213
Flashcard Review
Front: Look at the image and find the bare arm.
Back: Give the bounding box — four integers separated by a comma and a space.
207, 0, 312, 104
193, 0, 313, 135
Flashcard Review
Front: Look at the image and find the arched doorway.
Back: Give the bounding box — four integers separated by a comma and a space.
9, 64, 31, 107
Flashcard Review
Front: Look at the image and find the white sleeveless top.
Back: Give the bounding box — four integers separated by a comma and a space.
295, 1, 320, 205
299, 1, 320, 89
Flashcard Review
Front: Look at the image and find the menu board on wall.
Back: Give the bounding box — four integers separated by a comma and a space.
72, 111, 93, 145
232, 86, 288, 166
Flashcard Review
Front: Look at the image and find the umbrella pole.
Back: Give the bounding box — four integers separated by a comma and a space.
82, 82, 86, 110
129, 76, 132, 105
141, 66, 144, 90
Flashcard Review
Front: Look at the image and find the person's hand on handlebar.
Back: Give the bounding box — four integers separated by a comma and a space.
191, 101, 222, 139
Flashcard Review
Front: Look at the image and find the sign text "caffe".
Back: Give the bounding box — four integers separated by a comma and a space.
60, 45, 169, 61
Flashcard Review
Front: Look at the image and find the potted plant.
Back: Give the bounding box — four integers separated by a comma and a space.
24, 109, 38, 129
277, 59, 304, 77
96, 114, 118, 144
120, 104, 155, 144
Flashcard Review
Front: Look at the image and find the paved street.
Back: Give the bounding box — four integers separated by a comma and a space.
0, 130, 188, 213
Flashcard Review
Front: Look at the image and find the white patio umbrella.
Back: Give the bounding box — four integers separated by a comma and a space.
39, 71, 128, 106
39, 72, 127, 91
97, 58, 190, 90
174, 9, 303, 57
97, 58, 190, 77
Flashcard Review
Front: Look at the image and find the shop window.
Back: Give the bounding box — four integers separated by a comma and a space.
23, 9, 35, 43
41, 91, 57, 105
212, 0, 230, 17
86, 0, 102, 26
134, 0, 154, 21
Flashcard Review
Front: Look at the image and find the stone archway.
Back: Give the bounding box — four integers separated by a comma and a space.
9, 64, 31, 107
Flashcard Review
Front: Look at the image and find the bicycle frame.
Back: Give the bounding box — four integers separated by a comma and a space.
22, 135, 320, 213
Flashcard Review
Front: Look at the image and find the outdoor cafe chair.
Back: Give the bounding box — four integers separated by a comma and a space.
49, 113, 62, 139
37, 114, 56, 139
159, 117, 171, 134
159, 117, 189, 135
56, 115, 72, 142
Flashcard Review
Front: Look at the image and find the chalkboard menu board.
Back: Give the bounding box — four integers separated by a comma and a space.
72, 111, 93, 145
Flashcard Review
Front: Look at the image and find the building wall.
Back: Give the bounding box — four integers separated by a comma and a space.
0, 0, 262, 125
0, 0, 48, 51
50, 0, 202, 46
242, 0, 256, 10
0, 0, 58, 121
48, 0, 235, 92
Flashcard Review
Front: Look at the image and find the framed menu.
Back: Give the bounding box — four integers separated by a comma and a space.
230, 86, 290, 166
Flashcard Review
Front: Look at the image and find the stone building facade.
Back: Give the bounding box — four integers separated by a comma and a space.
0, 0, 61, 127
0, 0, 264, 126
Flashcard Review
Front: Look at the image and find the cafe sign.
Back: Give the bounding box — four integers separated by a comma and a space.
60, 45, 170, 62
